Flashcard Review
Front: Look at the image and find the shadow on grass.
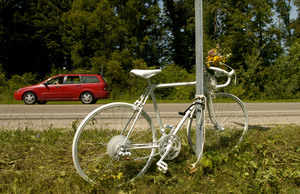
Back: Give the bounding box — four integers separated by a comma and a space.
248, 124, 271, 131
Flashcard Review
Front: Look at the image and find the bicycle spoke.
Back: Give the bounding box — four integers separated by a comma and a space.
72, 103, 156, 185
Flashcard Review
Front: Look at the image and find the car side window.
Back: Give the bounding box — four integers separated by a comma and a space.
81, 76, 100, 83
65, 76, 81, 84
46, 76, 64, 85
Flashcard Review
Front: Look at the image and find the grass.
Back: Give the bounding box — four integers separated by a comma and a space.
0, 125, 299, 193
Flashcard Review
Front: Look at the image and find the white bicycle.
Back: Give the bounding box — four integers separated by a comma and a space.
72, 64, 248, 185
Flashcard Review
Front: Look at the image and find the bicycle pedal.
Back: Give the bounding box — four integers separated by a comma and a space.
156, 161, 168, 173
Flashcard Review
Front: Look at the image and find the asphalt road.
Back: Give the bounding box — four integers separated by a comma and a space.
0, 102, 299, 130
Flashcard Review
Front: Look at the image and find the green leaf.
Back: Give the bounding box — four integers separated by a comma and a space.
202, 158, 213, 169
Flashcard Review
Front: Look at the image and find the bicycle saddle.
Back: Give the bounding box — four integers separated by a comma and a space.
130, 69, 161, 79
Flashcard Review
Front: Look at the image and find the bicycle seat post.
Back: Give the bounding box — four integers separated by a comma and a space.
146, 78, 166, 135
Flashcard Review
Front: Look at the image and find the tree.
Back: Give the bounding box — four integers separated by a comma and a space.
0, 0, 72, 78
208, 0, 284, 99
274, 0, 293, 46
264, 40, 300, 99
162, 0, 195, 71
113, 0, 168, 67
62, 0, 165, 98
291, 0, 300, 40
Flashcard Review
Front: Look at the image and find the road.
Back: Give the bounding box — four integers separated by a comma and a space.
0, 102, 299, 130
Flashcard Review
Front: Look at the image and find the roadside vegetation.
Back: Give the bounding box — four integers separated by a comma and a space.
0, 125, 299, 193
1, 62, 300, 104
1, 0, 300, 102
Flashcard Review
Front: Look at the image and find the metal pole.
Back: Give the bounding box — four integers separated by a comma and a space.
195, 0, 204, 157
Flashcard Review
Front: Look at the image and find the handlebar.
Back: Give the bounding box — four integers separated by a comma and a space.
131, 63, 237, 90
206, 63, 236, 89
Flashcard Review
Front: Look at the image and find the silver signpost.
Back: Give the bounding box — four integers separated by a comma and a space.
195, 0, 204, 157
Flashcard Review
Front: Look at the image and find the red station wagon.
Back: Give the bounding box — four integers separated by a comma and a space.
14, 74, 109, 104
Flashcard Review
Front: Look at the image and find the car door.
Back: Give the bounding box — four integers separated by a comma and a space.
63, 75, 83, 100
39, 76, 65, 100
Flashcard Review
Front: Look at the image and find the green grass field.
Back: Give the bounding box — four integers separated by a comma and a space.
0, 125, 299, 193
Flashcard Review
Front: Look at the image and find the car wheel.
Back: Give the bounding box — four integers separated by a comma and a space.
37, 101, 47, 104
23, 92, 37, 105
80, 92, 94, 104
91, 99, 98, 104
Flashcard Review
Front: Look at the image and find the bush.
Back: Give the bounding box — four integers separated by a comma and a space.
264, 40, 300, 100
1, 73, 38, 101
151, 64, 195, 101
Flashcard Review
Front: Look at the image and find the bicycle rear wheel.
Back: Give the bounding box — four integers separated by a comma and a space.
187, 93, 248, 153
72, 102, 157, 185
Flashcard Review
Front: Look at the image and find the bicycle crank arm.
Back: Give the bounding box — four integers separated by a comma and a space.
156, 144, 173, 173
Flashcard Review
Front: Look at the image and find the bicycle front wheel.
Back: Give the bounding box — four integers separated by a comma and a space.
206, 93, 248, 151
72, 102, 157, 185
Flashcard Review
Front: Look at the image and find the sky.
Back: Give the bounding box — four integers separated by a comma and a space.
291, 1, 298, 20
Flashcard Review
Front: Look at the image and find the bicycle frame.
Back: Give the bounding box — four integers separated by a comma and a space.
129, 64, 236, 140
117, 79, 200, 159
122, 65, 236, 158
134, 79, 196, 135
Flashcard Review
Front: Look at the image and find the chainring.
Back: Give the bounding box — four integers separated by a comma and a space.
159, 134, 181, 160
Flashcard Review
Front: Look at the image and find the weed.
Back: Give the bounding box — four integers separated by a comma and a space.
0, 125, 299, 193
71, 120, 80, 132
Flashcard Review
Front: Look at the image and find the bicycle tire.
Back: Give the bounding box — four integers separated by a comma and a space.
72, 102, 157, 185
187, 93, 248, 153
